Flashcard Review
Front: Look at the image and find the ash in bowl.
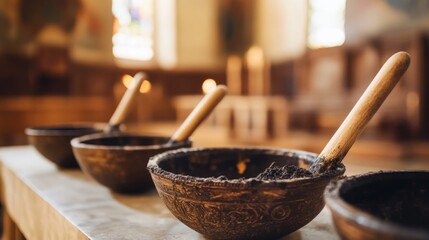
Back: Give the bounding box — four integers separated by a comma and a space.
149, 147, 342, 184
156, 148, 316, 182
212, 162, 314, 181
255, 162, 314, 180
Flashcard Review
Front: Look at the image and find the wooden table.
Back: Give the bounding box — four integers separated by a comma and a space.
0, 146, 341, 240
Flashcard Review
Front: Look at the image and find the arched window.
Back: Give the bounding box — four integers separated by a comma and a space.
112, 0, 155, 61
112, 0, 177, 67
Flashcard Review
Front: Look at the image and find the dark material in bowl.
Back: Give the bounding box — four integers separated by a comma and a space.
147, 148, 345, 240
325, 171, 429, 240
25, 125, 102, 168
71, 133, 192, 193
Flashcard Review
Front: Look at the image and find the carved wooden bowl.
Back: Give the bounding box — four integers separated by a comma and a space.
325, 171, 429, 240
147, 147, 345, 239
71, 133, 192, 194
26, 124, 103, 168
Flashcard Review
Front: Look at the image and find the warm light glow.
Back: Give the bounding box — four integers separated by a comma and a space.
121, 74, 152, 93
308, 0, 346, 49
121, 74, 134, 88
226, 55, 242, 95
246, 46, 265, 95
140, 79, 152, 93
236, 158, 250, 175
202, 79, 217, 94
246, 46, 264, 68
112, 0, 154, 61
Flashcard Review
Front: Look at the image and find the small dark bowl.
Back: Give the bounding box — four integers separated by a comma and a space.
147, 147, 345, 239
25, 124, 103, 168
325, 171, 429, 240
71, 133, 192, 194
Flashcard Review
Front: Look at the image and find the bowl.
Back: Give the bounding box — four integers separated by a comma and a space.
25, 124, 103, 168
325, 171, 429, 240
147, 147, 345, 239
71, 132, 192, 193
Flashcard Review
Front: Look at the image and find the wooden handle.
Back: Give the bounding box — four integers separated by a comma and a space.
314, 52, 410, 172
169, 85, 228, 143
107, 72, 146, 129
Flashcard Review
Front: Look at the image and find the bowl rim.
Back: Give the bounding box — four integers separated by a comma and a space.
325, 170, 429, 239
25, 122, 104, 136
147, 147, 346, 188
71, 132, 192, 151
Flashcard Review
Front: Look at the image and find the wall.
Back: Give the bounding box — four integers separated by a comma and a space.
345, 0, 429, 45
255, 0, 307, 63
176, 0, 221, 70
71, 0, 114, 65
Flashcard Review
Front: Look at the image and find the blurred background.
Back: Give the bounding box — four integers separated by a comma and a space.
1, 0, 429, 163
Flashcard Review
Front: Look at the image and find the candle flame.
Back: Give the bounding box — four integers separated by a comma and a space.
121, 74, 152, 93
202, 79, 217, 94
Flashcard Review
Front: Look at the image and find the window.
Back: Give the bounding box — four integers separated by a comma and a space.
112, 0, 155, 61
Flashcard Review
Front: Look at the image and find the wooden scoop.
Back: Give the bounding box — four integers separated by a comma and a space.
104, 72, 146, 132
167, 85, 228, 144
311, 52, 411, 174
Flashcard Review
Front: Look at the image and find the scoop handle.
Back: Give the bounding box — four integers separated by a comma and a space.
314, 52, 410, 172
106, 72, 146, 131
169, 85, 228, 143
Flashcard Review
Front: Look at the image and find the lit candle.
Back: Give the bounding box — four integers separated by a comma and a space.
246, 46, 264, 95
264, 58, 271, 95
226, 55, 242, 95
